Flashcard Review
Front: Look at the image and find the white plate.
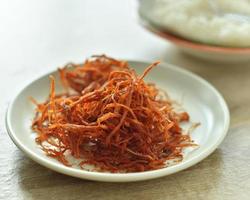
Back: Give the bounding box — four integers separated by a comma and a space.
6, 61, 230, 182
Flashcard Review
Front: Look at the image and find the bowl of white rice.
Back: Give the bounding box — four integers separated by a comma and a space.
139, 0, 250, 62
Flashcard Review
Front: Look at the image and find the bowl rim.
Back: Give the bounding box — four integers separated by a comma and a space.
140, 19, 250, 54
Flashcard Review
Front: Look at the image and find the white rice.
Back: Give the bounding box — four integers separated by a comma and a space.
142, 0, 250, 47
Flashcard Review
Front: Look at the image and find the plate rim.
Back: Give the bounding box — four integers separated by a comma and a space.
5, 60, 230, 182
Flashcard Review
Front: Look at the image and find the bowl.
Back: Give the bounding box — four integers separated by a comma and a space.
138, 1, 250, 63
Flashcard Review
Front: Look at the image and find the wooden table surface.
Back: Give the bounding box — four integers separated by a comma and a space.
1, 0, 250, 199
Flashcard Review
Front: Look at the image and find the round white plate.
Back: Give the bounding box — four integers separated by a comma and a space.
6, 61, 230, 182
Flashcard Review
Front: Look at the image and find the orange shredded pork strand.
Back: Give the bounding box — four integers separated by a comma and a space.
58, 55, 129, 93
31, 55, 194, 172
